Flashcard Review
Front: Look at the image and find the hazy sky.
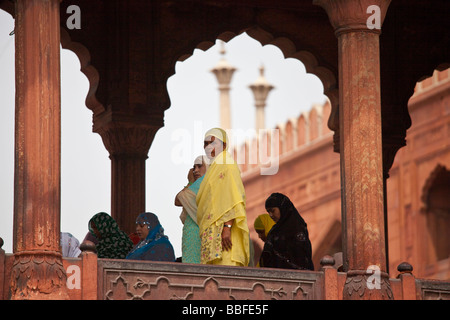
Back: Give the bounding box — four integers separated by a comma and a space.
0, 10, 326, 256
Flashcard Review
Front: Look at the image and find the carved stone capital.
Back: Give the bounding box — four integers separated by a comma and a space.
343, 269, 393, 300
313, 0, 391, 35
94, 118, 161, 159
98, 125, 159, 159
92, 112, 162, 234
93, 110, 163, 158
10, 251, 68, 300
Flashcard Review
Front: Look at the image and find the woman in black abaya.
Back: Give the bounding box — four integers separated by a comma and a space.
259, 193, 314, 271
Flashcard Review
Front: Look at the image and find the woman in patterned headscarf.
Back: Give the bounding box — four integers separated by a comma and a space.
259, 193, 314, 270
126, 212, 176, 262
88, 212, 133, 259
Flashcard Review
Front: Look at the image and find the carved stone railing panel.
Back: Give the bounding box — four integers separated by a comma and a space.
98, 260, 323, 300
417, 279, 450, 300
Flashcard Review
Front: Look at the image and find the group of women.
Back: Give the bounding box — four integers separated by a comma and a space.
62, 127, 314, 271
175, 127, 314, 270
74, 211, 175, 262
177, 128, 250, 267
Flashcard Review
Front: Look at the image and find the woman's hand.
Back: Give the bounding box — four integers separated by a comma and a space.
221, 224, 232, 251
187, 168, 195, 184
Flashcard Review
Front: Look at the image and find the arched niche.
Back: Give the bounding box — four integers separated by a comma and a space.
421, 164, 450, 262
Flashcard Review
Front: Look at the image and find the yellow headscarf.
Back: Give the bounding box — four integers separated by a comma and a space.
204, 127, 228, 147
196, 129, 249, 266
254, 214, 275, 237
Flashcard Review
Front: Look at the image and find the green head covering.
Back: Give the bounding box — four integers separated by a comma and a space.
88, 212, 133, 259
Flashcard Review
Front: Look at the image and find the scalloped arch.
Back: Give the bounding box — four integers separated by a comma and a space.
416, 63, 450, 83
60, 28, 105, 115
169, 26, 339, 133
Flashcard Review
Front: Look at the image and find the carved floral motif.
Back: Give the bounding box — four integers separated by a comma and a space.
343, 270, 393, 300
10, 252, 68, 300
103, 269, 317, 300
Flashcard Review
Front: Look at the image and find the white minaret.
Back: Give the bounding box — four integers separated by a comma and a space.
249, 65, 274, 132
211, 42, 236, 130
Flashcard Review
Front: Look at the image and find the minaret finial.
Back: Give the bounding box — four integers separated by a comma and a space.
211, 41, 236, 131
249, 64, 274, 132
220, 41, 226, 56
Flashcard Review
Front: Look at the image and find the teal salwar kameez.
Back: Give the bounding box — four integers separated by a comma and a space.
178, 175, 204, 263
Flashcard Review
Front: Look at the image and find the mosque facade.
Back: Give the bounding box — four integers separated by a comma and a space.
1, 0, 449, 300
238, 68, 450, 281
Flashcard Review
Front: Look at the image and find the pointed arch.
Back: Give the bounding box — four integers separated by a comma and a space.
308, 105, 321, 142
420, 164, 450, 262
421, 164, 450, 213
297, 113, 309, 147
285, 119, 295, 153
275, 123, 285, 156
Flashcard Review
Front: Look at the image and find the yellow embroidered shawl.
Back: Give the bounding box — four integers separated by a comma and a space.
196, 151, 250, 266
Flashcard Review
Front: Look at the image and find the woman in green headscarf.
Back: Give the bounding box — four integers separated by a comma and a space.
88, 212, 134, 259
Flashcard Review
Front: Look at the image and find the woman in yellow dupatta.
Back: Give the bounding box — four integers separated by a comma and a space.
253, 213, 275, 267
254, 214, 275, 243
196, 128, 250, 266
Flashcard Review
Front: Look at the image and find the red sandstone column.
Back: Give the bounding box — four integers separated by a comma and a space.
314, 0, 393, 299
11, 0, 68, 299
94, 120, 159, 235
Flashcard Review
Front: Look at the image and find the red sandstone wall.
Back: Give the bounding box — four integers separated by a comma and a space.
241, 69, 450, 280
240, 100, 341, 269
387, 68, 450, 280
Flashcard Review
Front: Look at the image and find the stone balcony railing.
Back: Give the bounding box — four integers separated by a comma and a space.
1, 240, 449, 300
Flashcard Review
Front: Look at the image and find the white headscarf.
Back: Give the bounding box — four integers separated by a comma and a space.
61, 232, 82, 258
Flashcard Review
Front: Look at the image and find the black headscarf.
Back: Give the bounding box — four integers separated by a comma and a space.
259, 193, 314, 270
